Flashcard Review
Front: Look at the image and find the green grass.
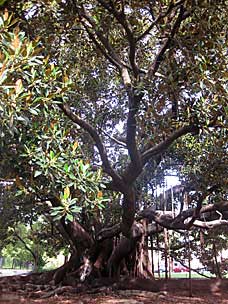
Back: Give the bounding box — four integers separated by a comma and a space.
155, 271, 215, 279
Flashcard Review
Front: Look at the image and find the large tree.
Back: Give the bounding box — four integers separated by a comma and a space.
0, 0, 227, 290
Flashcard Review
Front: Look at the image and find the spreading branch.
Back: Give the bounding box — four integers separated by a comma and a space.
95, 200, 228, 243
59, 103, 125, 192
185, 186, 219, 229
138, 201, 228, 230
142, 124, 199, 165
65, 220, 94, 251
122, 155, 161, 186
96, 223, 121, 241
94, 197, 228, 244
75, 3, 143, 185
121, 123, 198, 184
193, 218, 228, 229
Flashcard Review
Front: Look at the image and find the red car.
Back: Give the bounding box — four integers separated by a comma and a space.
173, 266, 188, 272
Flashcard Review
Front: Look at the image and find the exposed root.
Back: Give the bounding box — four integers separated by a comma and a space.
39, 286, 76, 299
0, 273, 160, 300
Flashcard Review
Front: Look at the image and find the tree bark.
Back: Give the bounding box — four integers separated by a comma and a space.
121, 188, 136, 238
53, 252, 80, 285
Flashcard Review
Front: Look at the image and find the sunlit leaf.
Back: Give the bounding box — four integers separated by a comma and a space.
66, 213, 74, 222
11, 33, 20, 50
15, 79, 23, 94
97, 191, 103, 198
63, 186, 70, 199
72, 141, 79, 151
34, 170, 42, 178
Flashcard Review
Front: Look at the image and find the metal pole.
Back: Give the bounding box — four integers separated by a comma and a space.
188, 231, 192, 297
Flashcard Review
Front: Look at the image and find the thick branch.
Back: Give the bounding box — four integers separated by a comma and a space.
77, 3, 143, 184
142, 124, 199, 165
184, 186, 219, 229
138, 201, 228, 230
50, 194, 93, 251
65, 220, 94, 251
44, 213, 77, 252
96, 200, 228, 244
48, 196, 91, 252
146, 223, 164, 236
121, 189, 136, 237
59, 103, 125, 191
193, 218, 228, 229
96, 223, 121, 241
122, 155, 161, 186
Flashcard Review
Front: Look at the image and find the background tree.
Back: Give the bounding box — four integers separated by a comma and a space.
1, 221, 65, 271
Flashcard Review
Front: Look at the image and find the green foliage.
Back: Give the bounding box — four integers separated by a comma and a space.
22, 110, 109, 221
0, 0, 7, 6
1, 222, 62, 270
195, 228, 228, 277
0, 10, 109, 233
0, 11, 107, 254
0, 1, 227, 258
172, 128, 227, 201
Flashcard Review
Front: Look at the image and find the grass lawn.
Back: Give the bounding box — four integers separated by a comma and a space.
155, 271, 215, 279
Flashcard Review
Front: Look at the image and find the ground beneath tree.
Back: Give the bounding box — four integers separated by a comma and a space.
0, 293, 227, 304
1, 278, 228, 303
0, 279, 228, 304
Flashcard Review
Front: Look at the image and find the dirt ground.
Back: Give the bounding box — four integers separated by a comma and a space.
1, 278, 228, 303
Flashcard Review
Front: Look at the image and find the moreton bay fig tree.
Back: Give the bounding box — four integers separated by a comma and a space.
0, 0, 227, 290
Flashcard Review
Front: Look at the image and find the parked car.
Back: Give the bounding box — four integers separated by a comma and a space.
173, 265, 188, 272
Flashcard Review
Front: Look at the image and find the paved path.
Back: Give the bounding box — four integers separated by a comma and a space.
0, 269, 31, 277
